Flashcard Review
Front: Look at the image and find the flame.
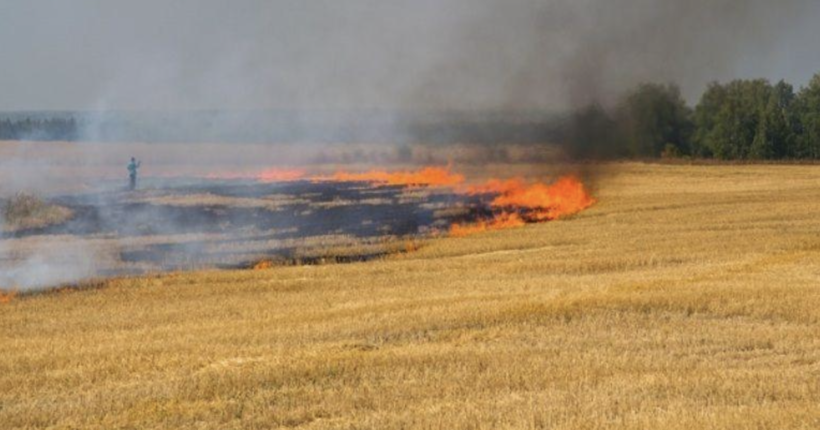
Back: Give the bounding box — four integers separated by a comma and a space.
450, 212, 527, 237
206, 164, 595, 238
325, 166, 465, 187
0, 290, 17, 304
252, 260, 274, 270
490, 175, 596, 220
404, 239, 421, 253
465, 178, 526, 195
257, 168, 306, 183
451, 175, 596, 236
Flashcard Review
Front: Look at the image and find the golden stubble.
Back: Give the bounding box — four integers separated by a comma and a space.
2, 163, 820, 429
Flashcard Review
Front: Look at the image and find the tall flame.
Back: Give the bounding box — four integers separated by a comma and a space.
449, 212, 526, 237
315, 167, 594, 236
325, 166, 465, 187
488, 176, 595, 221
454, 175, 595, 235
208, 164, 596, 237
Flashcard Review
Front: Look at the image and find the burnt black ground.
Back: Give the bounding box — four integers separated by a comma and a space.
13, 180, 476, 238
3, 179, 492, 272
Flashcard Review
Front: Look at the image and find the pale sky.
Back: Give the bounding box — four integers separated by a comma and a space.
1, 0, 819, 111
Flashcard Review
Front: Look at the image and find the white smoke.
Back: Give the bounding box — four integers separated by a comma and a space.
0, 236, 103, 292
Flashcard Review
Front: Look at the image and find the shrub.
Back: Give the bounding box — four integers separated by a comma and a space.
661, 143, 683, 159
2, 193, 72, 232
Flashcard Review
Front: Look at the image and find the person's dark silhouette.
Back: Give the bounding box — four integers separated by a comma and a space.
127, 157, 141, 190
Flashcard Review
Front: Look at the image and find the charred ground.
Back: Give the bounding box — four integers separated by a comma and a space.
1, 179, 494, 279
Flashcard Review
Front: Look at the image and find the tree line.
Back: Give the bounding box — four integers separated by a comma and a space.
564, 73, 820, 160
3, 73, 820, 159
0, 117, 78, 141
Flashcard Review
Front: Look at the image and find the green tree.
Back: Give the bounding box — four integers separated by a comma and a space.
617, 83, 693, 157
694, 79, 772, 159
796, 74, 820, 158
692, 82, 727, 157
752, 80, 799, 159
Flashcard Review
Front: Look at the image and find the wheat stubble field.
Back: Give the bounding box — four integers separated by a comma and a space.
2, 163, 820, 429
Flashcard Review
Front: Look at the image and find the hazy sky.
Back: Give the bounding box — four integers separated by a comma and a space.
1, 0, 819, 112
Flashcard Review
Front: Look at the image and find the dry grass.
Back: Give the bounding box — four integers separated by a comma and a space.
1, 193, 72, 232
129, 193, 310, 210
2, 163, 820, 429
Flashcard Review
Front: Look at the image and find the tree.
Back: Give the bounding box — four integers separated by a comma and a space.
752, 80, 799, 159
796, 73, 820, 158
694, 79, 772, 159
617, 83, 693, 157
692, 82, 727, 157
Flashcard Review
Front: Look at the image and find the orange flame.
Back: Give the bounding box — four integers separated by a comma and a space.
325, 166, 465, 187
257, 168, 306, 183
450, 212, 527, 237
464, 178, 525, 195
0, 290, 17, 304
451, 175, 596, 236
252, 260, 274, 270
207, 164, 595, 238
490, 175, 596, 220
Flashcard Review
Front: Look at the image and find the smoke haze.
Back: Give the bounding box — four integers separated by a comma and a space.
1, 0, 819, 291
0, 0, 818, 112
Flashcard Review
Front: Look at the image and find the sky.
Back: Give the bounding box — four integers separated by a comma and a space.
1, 0, 819, 112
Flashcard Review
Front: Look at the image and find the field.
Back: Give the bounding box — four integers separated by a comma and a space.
2, 163, 820, 429
1, 179, 469, 280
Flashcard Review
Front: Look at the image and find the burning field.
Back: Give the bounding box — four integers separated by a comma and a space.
4, 163, 820, 429
0, 166, 594, 291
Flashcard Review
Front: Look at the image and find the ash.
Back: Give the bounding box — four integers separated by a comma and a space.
1, 179, 487, 287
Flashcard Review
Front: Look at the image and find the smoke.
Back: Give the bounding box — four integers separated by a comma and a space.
552, 0, 816, 108
0, 163, 109, 291
0, 236, 103, 292
1, 0, 818, 291
0, 0, 817, 112
2, 1, 817, 154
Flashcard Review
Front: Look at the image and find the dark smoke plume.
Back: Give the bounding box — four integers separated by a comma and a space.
0, 0, 816, 112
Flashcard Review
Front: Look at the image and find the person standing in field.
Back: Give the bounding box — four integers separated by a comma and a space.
128, 157, 141, 191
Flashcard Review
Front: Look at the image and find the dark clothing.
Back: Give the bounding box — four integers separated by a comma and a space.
128, 160, 141, 190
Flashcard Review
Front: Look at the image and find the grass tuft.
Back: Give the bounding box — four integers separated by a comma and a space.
2, 192, 72, 232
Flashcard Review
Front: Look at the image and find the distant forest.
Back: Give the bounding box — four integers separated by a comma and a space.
3, 73, 820, 160
0, 117, 78, 141
565, 73, 820, 160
